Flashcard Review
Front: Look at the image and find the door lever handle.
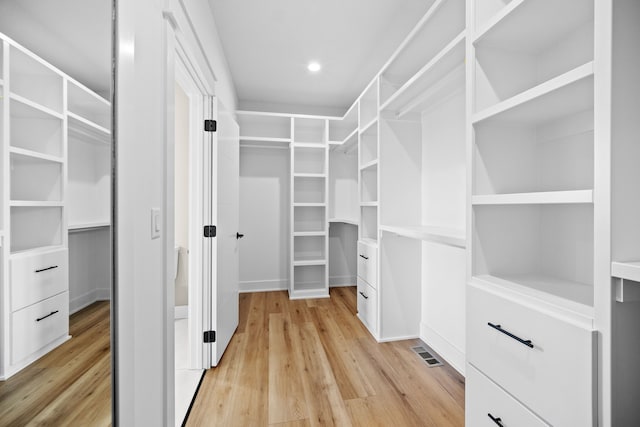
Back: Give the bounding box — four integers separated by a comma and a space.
236, 232, 245, 239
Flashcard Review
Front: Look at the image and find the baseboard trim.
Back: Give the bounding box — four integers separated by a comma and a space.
175, 305, 189, 319
70, 289, 111, 315
239, 279, 288, 293
420, 322, 465, 376
329, 275, 356, 288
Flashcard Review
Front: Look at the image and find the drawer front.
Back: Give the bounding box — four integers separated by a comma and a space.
467, 283, 595, 426
357, 277, 377, 336
466, 364, 548, 427
11, 248, 68, 311
357, 241, 377, 289
12, 291, 69, 364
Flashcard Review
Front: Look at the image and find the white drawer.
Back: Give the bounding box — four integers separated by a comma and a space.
12, 291, 69, 364
466, 364, 548, 427
357, 241, 377, 289
357, 277, 377, 336
467, 283, 595, 427
11, 248, 68, 311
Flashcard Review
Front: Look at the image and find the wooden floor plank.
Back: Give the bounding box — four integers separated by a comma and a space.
187, 287, 465, 427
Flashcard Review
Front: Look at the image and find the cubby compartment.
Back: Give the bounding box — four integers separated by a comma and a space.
10, 97, 64, 157
293, 264, 326, 291
293, 206, 325, 233
473, 109, 593, 197
293, 235, 325, 263
67, 81, 111, 129
293, 146, 326, 175
359, 82, 378, 130
293, 117, 326, 143
473, 204, 594, 309
293, 176, 325, 204
473, 0, 594, 113
361, 206, 378, 242
360, 167, 378, 203
379, 0, 464, 106
11, 207, 63, 253
10, 153, 63, 202
328, 104, 358, 142
237, 113, 291, 139
68, 135, 110, 227
10, 46, 63, 113
359, 123, 378, 166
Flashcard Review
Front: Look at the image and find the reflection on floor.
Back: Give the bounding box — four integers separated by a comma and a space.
175, 317, 204, 426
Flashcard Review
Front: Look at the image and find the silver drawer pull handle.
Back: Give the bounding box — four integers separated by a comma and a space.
488, 322, 534, 348
359, 254, 369, 260
359, 291, 369, 299
36, 310, 59, 322
35, 265, 58, 273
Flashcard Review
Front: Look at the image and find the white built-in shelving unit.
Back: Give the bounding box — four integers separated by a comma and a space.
0, 33, 111, 380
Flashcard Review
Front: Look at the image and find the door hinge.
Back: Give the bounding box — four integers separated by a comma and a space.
204, 119, 217, 132
204, 330, 216, 343
204, 225, 216, 238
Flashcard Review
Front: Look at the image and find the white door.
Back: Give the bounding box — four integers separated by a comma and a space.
205, 97, 239, 367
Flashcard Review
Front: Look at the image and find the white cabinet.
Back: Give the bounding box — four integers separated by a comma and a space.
0, 33, 111, 379
11, 291, 69, 365
467, 282, 595, 426
466, 365, 548, 427
356, 277, 377, 336
10, 248, 68, 311
356, 240, 377, 289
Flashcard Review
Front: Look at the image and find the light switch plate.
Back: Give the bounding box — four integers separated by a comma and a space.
151, 208, 161, 239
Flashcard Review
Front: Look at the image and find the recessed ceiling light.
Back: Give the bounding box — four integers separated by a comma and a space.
307, 61, 321, 73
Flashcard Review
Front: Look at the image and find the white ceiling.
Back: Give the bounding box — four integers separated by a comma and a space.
0, 0, 111, 96
210, 0, 433, 115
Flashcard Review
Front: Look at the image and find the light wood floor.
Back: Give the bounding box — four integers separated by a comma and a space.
0, 301, 111, 427
187, 287, 465, 426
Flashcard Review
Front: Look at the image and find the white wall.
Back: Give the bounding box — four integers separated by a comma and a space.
174, 83, 189, 306
115, 0, 237, 425
239, 147, 289, 292
69, 229, 111, 313
328, 223, 357, 286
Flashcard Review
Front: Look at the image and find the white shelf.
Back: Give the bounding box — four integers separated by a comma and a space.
292, 142, 325, 149
359, 159, 379, 171
293, 231, 326, 237
293, 173, 325, 178
288, 287, 330, 300
10, 244, 66, 258
10, 94, 64, 120
293, 203, 326, 207
380, 31, 465, 115
293, 259, 327, 267
240, 136, 290, 144
328, 218, 359, 226
68, 112, 111, 144
360, 202, 378, 207
472, 190, 593, 206
472, 274, 594, 320
68, 222, 111, 232
10, 201, 64, 207
328, 128, 358, 153
612, 261, 640, 283
380, 225, 465, 248
474, 0, 593, 53
472, 62, 594, 125
359, 117, 377, 135
359, 238, 378, 248
9, 147, 64, 164
612, 262, 640, 303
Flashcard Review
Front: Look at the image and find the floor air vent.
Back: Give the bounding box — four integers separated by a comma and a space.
411, 345, 443, 367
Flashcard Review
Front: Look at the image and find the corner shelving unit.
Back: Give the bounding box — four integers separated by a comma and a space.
290, 117, 329, 299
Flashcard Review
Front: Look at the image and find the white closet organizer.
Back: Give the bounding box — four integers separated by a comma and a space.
0, 34, 111, 380
466, 0, 599, 425
290, 118, 329, 299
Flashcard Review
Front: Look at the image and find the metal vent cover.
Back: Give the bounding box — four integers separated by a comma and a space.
411, 345, 443, 367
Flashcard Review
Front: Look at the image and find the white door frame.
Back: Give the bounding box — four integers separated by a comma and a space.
174, 55, 208, 370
